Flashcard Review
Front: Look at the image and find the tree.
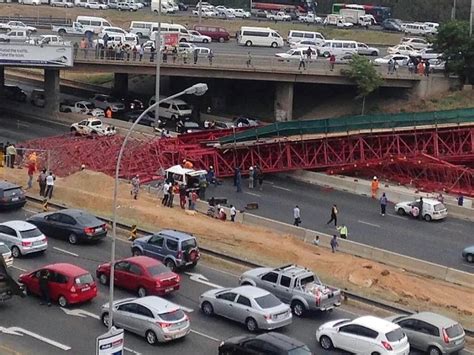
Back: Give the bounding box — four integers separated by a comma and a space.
432, 20, 474, 84
342, 54, 383, 115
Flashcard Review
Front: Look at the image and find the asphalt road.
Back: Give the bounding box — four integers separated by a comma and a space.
0, 207, 471, 355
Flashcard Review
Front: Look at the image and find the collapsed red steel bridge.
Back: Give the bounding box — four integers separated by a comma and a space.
21, 123, 474, 197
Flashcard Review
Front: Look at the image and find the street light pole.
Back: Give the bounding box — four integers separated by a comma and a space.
108, 83, 208, 331
470, 0, 474, 37
155, 0, 162, 125
452, 0, 456, 20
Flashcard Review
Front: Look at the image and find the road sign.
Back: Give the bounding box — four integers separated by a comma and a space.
96, 327, 124, 355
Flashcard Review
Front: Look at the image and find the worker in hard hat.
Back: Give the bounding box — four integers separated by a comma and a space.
183, 159, 193, 169
371, 176, 379, 199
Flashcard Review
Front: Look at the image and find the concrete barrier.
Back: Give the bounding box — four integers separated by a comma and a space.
445, 268, 474, 287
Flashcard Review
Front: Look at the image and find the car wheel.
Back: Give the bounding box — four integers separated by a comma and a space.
323, 51, 330, 58
58, 29, 66, 36
203, 39, 209, 43
132, 248, 142, 256
137, 287, 147, 297
245, 317, 258, 332
165, 259, 176, 271
58, 295, 68, 307
201, 301, 214, 316
245, 40, 252, 46
319, 335, 333, 350
68, 233, 78, 245
145, 330, 158, 345
101, 312, 111, 327
424, 214, 432, 222
11, 246, 21, 258
271, 42, 278, 48
397, 208, 405, 215
98, 273, 109, 285
467, 254, 474, 263
219, 37, 225, 43
428, 349, 441, 355
371, 353, 381, 355
291, 300, 305, 317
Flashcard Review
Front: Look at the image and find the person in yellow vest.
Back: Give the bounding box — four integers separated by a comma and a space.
337, 225, 348, 239
371, 176, 379, 198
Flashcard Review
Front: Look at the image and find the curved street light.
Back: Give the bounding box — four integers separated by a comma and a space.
107, 82, 208, 330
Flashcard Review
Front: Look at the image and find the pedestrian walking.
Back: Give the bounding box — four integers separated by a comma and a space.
246, 52, 252, 68
458, 194, 464, 206
418, 197, 424, 220
337, 224, 348, 239
161, 181, 170, 206
388, 58, 395, 74
38, 169, 47, 197
424, 59, 430, 76
44, 172, 55, 199
39, 269, 51, 306
26, 160, 36, 189
172, 47, 178, 63
371, 176, 379, 198
182, 50, 189, 64
298, 52, 306, 70
150, 45, 156, 62
162, 50, 168, 63
131, 175, 140, 200
235, 168, 242, 193
330, 235, 339, 253
208, 49, 214, 65
179, 184, 187, 209
379, 192, 388, 216
293, 205, 301, 226
190, 190, 198, 210
256, 166, 264, 191
326, 204, 338, 226
139, 46, 144, 61
329, 54, 336, 71
193, 48, 199, 64
248, 166, 254, 189
6, 143, 16, 168
230, 205, 236, 222
306, 46, 312, 61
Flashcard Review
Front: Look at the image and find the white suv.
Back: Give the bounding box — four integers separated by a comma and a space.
316, 316, 410, 355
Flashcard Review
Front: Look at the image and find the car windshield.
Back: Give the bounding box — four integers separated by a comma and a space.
288, 346, 312, 355
434, 203, 446, 211
385, 328, 405, 342
181, 238, 196, 250
20, 228, 42, 239
75, 273, 94, 285
84, 103, 94, 110
147, 264, 170, 276
176, 104, 190, 110
159, 309, 185, 321
445, 324, 464, 338
3, 188, 22, 197
254, 293, 281, 309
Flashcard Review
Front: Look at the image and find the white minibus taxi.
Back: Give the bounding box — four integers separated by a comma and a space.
238, 26, 284, 48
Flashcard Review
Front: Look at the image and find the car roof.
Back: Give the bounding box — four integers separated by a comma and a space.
353, 316, 399, 332
0, 220, 38, 231
133, 296, 180, 312
257, 332, 307, 350
53, 209, 97, 217
125, 256, 161, 267
158, 229, 195, 241
0, 181, 22, 190
232, 285, 269, 297
43, 263, 90, 276
410, 312, 459, 327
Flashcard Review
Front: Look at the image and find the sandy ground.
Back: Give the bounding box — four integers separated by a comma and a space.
2, 167, 473, 329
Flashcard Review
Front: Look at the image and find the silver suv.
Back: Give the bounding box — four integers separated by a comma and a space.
239, 264, 342, 317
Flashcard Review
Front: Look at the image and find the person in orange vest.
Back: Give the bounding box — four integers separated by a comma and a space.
183, 159, 193, 169
371, 176, 379, 199
105, 107, 112, 118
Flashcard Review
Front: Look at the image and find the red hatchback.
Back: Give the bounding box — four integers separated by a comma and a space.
96, 256, 180, 297
19, 263, 97, 307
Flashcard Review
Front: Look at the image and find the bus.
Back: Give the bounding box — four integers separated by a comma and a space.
252, 0, 317, 13
332, 3, 391, 23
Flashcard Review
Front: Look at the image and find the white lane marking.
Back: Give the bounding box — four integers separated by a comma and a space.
357, 220, 381, 228
387, 214, 405, 220
272, 185, 291, 191
53, 247, 78, 257
190, 329, 221, 342
124, 347, 142, 355
11, 265, 27, 272
244, 192, 261, 197
60, 307, 100, 319
185, 272, 223, 289
0, 326, 72, 351
462, 263, 474, 268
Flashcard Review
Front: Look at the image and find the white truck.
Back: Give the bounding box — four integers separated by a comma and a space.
324, 14, 354, 28
52, 22, 90, 36
0, 30, 30, 43
298, 12, 322, 23
70, 118, 116, 137
266, 11, 291, 21
339, 9, 374, 26
60, 100, 105, 117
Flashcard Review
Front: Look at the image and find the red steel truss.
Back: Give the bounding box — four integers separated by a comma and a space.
21, 126, 474, 195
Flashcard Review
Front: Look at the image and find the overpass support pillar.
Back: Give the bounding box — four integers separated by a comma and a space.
44, 68, 60, 112
113, 73, 128, 96
274, 82, 293, 121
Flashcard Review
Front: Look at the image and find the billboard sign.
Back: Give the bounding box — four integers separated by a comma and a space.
96, 327, 124, 355
0, 44, 73, 67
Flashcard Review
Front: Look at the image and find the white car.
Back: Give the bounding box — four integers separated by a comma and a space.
0, 221, 48, 258
2, 21, 37, 33
290, 40, 320, 50
188, 30, 211, 43
373, 54, 410, 66
234, 8, 251, 18
387, 44, 419, 56
85, 1, 108, 9
400, 37, 430, 50
177, 42, 195, 54
419, 47, 441, 60
356, 42, 379, 56
316, 316, 410, 355
275, 48, 317, 60
428, 58, 446, 72
70, 118, 116, 137
394, 198, 447, 221
192, 8, 217, 17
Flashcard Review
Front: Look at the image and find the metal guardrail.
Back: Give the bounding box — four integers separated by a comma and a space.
23, 195, 474, 336
73, 48, 417, 80
0, 16, 71, 29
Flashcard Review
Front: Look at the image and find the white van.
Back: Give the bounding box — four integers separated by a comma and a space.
149, 96, 193, 120
403, 22, 428, 36
76, 16, 112, 33
150, 23, 191, 42
238, 26, 284, 48
287, 30, 325, 46
318, 40, 358, 57
165, 165, 207, 190
129, 21, 158, 38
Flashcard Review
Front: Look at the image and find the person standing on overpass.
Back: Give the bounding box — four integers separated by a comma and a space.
326, 204, 338, 227
298, 52, 306, 71
379, 192, 388, 216
293, 205, 301, 226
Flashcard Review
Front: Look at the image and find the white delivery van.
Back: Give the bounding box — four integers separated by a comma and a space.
318, 40, 357, 57
403, 22, 428, 36
165, 165, 207, 190
287, 30, 325, 46
150, 23, 191, 42
129, 21, 158, 38
238, 26, 284, 48
76, 16, 112, 34
149, 96, 193, 121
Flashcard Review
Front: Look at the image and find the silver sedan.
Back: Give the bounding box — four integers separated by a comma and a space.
199, 285, 292, 332
101, 296, 190, 345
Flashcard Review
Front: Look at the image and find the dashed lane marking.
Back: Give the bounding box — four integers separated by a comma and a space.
357, 220, 381, 228
52, 247, 78, 257
190, 329, 220, 342
244, 192, 261, 197
272, 185, 291, 191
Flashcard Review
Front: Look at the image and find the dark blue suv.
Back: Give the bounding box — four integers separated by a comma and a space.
131, 229, 200, 271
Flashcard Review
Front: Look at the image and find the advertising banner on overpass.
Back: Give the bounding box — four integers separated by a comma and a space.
0, 44, 73, 67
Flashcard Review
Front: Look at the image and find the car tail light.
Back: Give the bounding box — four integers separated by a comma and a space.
381, 341, 393, 351
155, 280, 161, 287
157, 322, 171, 328
70, 285, 77, 293
84, 227, 95, 235
22, 241, 32, 247
442, 328, 450, 344
176, 275, 180, 283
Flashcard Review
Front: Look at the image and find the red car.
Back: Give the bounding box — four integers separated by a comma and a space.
19, 263, 97, 307
96, 256, 180, 297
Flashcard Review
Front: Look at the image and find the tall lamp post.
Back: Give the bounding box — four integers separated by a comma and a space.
107, 83, 208, 331
155, 0, 162, 125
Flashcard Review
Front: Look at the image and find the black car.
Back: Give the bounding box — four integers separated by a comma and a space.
27, 209, 108, 245
119, 96, 145, 111
117, 110, 165, 128
178, 2, 188, 11
219, 332, 313, 355
0, 182, 26, 210
382, 18, 403, 32
3, 85, 27, 102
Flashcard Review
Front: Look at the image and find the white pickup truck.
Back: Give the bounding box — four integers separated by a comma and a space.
298, 13, 323, 23
28, 35, 69, 46
0, 30, 30, 43
52, 22, 90, 36
70, 118, 116, 137
61, 100, 105, 117
267, 11, 292, 21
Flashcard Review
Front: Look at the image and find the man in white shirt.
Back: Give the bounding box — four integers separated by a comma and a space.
161, 181, 170, 206
230, 205, 236, 222
45, 172, 55, 199
293, 205, 301, 226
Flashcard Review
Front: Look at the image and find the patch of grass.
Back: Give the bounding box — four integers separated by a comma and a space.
62, 72, 114, 85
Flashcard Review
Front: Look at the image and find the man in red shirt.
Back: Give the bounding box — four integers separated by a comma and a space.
27, 161, 36, 189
